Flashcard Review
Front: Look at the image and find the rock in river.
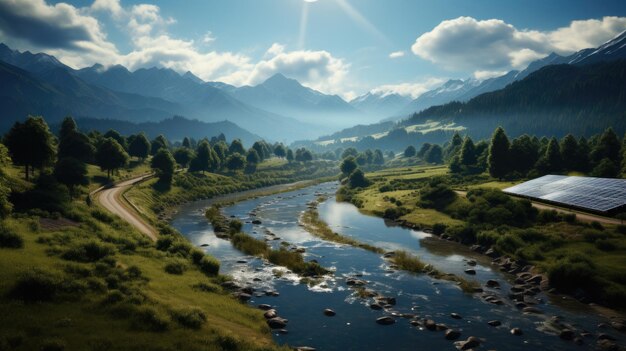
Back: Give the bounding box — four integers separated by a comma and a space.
487, 320, 502, 327
450, 313, 462, 319
323, 309, 336, 316
445, 329, 461, 340
376, 316, 395, 325
455, 336, 481, 350
510, 327, 523, 336
264, 309, 277, 319
267, 317, 288, 329
485, 279, 500, 288
464, 269, 476, 275
258, 304, 272, 310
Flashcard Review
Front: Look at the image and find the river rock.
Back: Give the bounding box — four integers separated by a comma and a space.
295, 347, 316, 351
424, 319, 437, 330
370, 303, 383, 310
346, 278, 367, 286
376, 316, 395, 325
597, 333, 616, 341
466, 259, 477, 266
445, 329, 461, 340
436, 323, 449, 331
276, 329, 288, 334
464, 269, 476, 275
559, 329, 575, 340
455, 336, 481, 350
234, 292, 251, 301
487, 320, 501, 327
258, 304, 272, 310
376, 296, 397, 305
252, 219, 262, 225
200, 244, 209, 247
267, 317, 288, 329
486, 279, 500, 288
511, 327, 523, 335
323, 309, 336, 317
450, 313, 462, 319
522, 306, 543, 314
597, 339, 619, 351
264, 309, 277, 319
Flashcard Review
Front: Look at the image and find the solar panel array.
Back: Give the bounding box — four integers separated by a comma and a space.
503, 175, 626, 213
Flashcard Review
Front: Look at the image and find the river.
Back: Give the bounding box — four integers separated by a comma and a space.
171, 182, 623, 350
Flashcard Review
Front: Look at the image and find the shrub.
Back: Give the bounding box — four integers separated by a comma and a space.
172, 307, 207, 329
0, 226, 24, 249
10, 269, 62, 302
231, 233, 267, 256
168, 241, 192, 257
39, 338, 66, 351
591, 221, 604, 231
563, 213, 577, 223
477, 230, 500, 246
419, 182, 457, 210
91, 209, 114, 223
155, 237, 173, 251
432, 223, 447, 235
164, 260, 187, 275
595, 239, 619, 251
132, 306, 169, 332
445, 225, 476, 244
197, 256, 220, 276
229, 220, 242, 234
61, 240, 115, 262
548, 253, 597, 293
190, 249, 205, 264
191, 282, 222, 293
382, 207, 409, 220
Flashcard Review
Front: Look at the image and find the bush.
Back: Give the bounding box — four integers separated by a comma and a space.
197, 256, 220, 276
432, 223, 447, 235
132, 306, 169, 332
155, 237, 173, 251
229, 220, 242, 234
61, 240, 115, 262
190, 249, 205, 264
10, 269, 62, 302
191, 282, 222, 293
595, 239, 619, 251
494, 234, 525, 254
164, 260, 187, 275
548, 253, 597, 293
445, 225, 476, 244
591, 221, 604, 231
39, 338, 66, 351
419, 181, 456, 210
0, 225, 24, 249
382, 206, 409, 220
167, 241, 192, 257
477, 230, 500, 246
91, 209, 114, 223
231, 233, 267, 256
172, 307, 207, 329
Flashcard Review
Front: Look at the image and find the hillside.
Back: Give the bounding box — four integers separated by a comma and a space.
406, 60, 626, 139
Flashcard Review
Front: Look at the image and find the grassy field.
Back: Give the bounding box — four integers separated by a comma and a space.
0, 167, 288, 351
86, 160, 153, 192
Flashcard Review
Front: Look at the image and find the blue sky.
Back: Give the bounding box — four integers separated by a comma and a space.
1, 0, 626, 99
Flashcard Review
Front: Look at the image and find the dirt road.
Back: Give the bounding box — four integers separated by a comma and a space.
455, 190, 622, 225
96, 174, 157, 241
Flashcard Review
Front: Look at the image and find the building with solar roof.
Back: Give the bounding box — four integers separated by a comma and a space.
503, 175, 626, 216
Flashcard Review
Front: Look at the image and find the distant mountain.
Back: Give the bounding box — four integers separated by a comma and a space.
0, 43, 68, 74
406, 60, 626, 138
0, 60, 183, 132
71, 116, 261, 146
228, 73, 363, 128
568, 30, 626, 65
349, 92, 411, 119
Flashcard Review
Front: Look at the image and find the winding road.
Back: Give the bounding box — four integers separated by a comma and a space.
95, 174, 158, 241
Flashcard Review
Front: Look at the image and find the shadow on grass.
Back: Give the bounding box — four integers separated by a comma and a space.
151, 180, 172, 193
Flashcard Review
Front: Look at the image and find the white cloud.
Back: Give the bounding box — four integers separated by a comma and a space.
202, 31, 215, 44
90, 0, 122, 19
473, 70, 508, 80
411, 16, 626, 76
371, 77, 446, 99
389, 51, 405, 59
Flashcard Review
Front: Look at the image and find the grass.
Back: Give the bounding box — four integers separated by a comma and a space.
86, 160, 152, 192
299, 198, 384, 254
205, 205, 330, 277
0, 194, 285, 350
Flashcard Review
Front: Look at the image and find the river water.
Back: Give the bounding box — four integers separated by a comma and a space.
171, 182, 623, 350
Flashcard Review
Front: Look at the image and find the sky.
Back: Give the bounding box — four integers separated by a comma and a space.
1, 0, 626, 100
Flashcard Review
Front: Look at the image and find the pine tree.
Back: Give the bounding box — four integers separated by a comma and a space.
459, 136, 476, 166
4, 116, 56, 180
487, 127, 510, 179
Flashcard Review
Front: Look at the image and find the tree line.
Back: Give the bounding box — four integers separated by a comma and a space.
1, 115, 321, 191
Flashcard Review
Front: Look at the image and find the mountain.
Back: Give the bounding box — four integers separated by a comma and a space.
75, 65, 321, 141
349, 92, 411, 119
228, 73, 363, 128
405, 60, 626, 138
0, 43, 69, 74
71, 116, 261, 146
397, 79, 480, 117
568, 30, 626, 65
0, 60, 186, 132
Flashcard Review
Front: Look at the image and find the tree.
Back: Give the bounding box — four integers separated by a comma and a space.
509, 135, 539, 174
373, 149, 385, 165
286, 149, 294, 163
543, 137, 562, 172
348, 169, 369, 188
295, 148, 313, 162
559, 134, 579, 171
104, 129, 126, 150
417, 143, 431, 158
341, 147, 358, 159
404, 145, 416, 157
229, 139, 245, 155
4, 116, 56, 180
173, 147, 194, 168
182, 137, 192, 149
129, 133, 150, 161
59, 116, 77, 140
355, 153, 368, 166
424, 145, 443, 164
591, 158, 620, 178
151, 135, 169, 155
252, 141, 270, 161
459, 137, 476, 166
591, 128, 621, 165
54, 157, 88, 193
225, 153, 246, 172
246, 149, 260, 164
190, 141, 213, 173
488, 127, 510, 179
341, 156, 357, 176
151, 149, 176, 183
213, 141, 228, 161
449, 155, 462, 173
274, 144, 286, 158
576, 137, 591, 172
95, 138, 129, 178
58, 130, 95, 163
444, 132, 463, 160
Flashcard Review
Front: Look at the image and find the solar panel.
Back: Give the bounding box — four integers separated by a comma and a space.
503, 175, 626, 214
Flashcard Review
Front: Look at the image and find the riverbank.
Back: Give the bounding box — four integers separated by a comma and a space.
339, 165, 626, 315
